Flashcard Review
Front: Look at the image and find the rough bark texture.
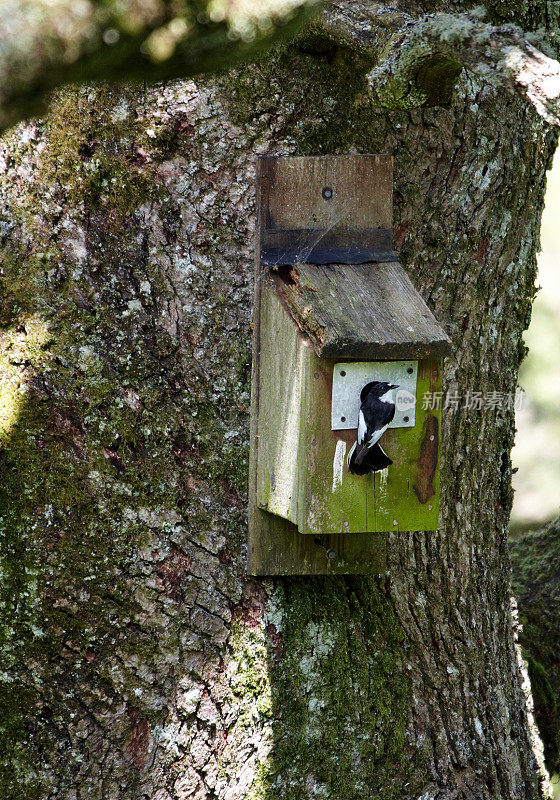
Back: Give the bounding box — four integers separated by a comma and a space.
0, 2, 558, 798
319, 2, 560, 125
511, 517, 560, 776
4, 0, 560, 132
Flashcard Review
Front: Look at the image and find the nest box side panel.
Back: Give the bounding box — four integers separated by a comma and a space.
248, 282, 388, 576
255, 284, 306, 525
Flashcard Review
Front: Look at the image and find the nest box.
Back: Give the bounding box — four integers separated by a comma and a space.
248, 155, 452, 576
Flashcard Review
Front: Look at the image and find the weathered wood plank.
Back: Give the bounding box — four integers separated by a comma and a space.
269, 262, 452, 360
255, 283, 306, 524
259, 154, 393, 233
248, 508, 388, 576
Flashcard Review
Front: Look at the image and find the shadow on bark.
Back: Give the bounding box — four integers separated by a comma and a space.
511, 516, 560, 775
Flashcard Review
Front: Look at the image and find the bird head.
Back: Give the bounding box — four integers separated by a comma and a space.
360, 381, 399, 402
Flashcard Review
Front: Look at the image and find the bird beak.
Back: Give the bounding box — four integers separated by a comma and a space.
391, 384, 399, 390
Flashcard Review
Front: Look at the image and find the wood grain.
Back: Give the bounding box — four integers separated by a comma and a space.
259, 154, 393, 232
269, 261, 452, 360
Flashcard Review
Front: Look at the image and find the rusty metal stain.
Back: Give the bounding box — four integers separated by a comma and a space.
413, 414, 438, 504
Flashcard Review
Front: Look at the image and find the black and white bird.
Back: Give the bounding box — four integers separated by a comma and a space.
347, 381, 398, 475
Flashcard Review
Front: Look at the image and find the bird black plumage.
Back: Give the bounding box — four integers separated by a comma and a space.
347, 381, 397, 475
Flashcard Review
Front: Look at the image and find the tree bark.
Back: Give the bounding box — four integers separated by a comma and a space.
0, 3, 557, 799
511, 517, 560, 777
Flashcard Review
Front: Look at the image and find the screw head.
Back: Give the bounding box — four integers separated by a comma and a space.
340, 370, 346, 376
322, 186, 333, 199
403, 415, 409, 423
407, 367, 413, 374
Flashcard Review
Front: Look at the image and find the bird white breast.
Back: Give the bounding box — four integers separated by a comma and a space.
379, 389, 394, 404
347, 441, 356, 467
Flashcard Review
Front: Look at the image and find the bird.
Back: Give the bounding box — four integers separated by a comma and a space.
347, 381, 398, 475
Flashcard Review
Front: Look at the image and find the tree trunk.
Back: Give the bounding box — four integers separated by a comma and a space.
0, 8, 557, 799
511, 517, 560, 777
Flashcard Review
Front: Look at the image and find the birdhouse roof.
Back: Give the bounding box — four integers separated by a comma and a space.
266, 261, 452, 361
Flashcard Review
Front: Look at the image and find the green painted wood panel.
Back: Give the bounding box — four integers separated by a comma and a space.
296, 341, 442, 534
365, 360, 441, 533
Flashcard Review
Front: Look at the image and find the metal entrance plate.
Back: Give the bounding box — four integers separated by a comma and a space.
331, 361, 418, 431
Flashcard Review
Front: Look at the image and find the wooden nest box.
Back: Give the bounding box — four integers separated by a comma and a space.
248, 155, 452, 576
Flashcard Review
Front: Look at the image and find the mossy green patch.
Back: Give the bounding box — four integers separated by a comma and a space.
250, 578, 410, 800
0, 86, 224, 796
216, 44, 392, 156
